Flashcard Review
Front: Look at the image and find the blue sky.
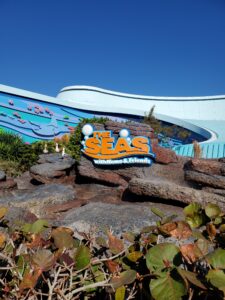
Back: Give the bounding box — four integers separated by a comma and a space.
0, 0, 225, 96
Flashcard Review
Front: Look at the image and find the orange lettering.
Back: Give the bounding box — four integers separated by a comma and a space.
131, 137, 149, 153
94, 131, 110, 138
85, 137, 101, 154
101, 137, 116, 155
115, 138, 132, 153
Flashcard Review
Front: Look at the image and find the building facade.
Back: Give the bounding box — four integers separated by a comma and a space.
1, 84, 225, 158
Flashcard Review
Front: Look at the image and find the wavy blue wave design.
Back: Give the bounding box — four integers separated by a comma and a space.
0, 92, 93, 142
0, 92, 132, 143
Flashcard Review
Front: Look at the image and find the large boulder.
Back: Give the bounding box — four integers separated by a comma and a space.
30, 153, 75, 184
77, 153, 185, 188
75, 183, 122, 204
0, 184, 76, 217
58, 202, 182, 235
77, 157, 128, 187
150, 156, 190, 186
184, 158, 225, 176
128, 177, 225, 210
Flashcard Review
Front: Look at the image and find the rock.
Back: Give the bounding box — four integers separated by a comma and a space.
150, 156, 190, 187
105, 120, 154, 138
30, 163, 66, 180
77, 153, 184, 188
77, 157, 128, 187
0, 184, 76, 217
15, 171, 35, 190
185, 170, 225, 189
30, 154, 75, 184
128, 178, 225, 210
152, 144, 178, 164
92, 123, 105, 131
0, 170, 6, 181
58, 202, 168, 235
184, 159, 225, 176
75, 183, 122, 204
5, 207, 38, 227
202, 187, 225, 197
104, 120, 178, 165
0, 178, 17, 190
37, 153, 75, 165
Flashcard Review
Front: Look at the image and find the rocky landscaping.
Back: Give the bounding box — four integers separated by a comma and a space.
1, 130, 225, 232
1, 121, 225, 299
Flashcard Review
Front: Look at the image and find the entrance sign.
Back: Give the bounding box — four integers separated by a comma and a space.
81, 124, 155, 165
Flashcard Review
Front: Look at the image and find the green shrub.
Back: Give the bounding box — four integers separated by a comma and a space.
67, 117, 108, 160
0, 118, 108, 173
0, 131, 55, 173
0, 202, 225, 299
0, 159, 21, 177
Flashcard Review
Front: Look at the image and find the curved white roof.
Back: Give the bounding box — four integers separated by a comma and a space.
2, 83, 225, 142
59, 85, 225, 101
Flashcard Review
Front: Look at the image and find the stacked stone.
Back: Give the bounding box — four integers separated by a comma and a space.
184, 158, 225, 196
30, 153, 75, 184
105, 120, 155, 138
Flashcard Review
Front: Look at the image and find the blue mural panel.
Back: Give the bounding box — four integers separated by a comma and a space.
0, 92, 95, 142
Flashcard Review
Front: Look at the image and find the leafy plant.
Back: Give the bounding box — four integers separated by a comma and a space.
67, 117, 108, 160
1, 201, 225, 299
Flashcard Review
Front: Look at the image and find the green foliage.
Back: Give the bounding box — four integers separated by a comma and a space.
150, 271, 187, 300
1, 202, 225, 299
67, 117, 108, 160
0, 131, 56, 174
146, 243, 181, 271
75, 245, 91, 270
66, 122, 83, 160
206, 270, 225, 293
184, 202, 205, 228
0, 118, 108, 174
0, 159, 21, 177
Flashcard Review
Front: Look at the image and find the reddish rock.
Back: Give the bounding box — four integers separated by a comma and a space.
152, 144, 178, 164
202, 187, 225, 197
77, 157, 127, 187
150, 156, 190, 186
31, 173, 75, 185
45, 199, 87, 220
0, 178, 17, 190
77, 155, 160, 187
6, 207, 38, 225
15, 171, 35, 190
184, 158, 225, 176
185, 170, 225, 189
75, 183, 122, 204
105, 120, 154, 138
128, 177, 225, 210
